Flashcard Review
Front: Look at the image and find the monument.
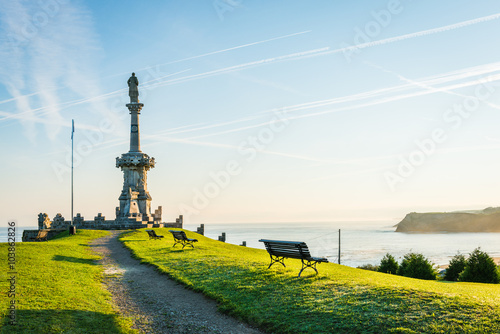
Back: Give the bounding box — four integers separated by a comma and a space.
115, 73, 161, 226
24, 73, 184, 241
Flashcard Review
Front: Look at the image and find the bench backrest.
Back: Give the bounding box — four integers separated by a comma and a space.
146, 230, 156, 237
169, 230, 188, 240
259, 239, 312, 260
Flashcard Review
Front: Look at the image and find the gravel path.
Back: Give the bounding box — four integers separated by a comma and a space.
90, 231, 263, 334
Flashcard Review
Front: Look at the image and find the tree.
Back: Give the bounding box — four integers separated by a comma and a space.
378, 253, 399, 274
459, 248, 500, 284
397, 252, 437, 280
444, 253, 467, 282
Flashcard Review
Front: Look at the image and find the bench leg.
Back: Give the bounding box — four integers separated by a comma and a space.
179, 241, 191, 249
173, 240, 195, 249
298, 260, 319, 277
268, 255, 286, 269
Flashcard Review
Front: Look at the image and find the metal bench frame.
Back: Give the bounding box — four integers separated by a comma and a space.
146, 230, 164, 240
259, 239, 328, 277
169, 230, 198, 249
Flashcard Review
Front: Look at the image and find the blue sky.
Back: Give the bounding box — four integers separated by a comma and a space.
3, 0, 500, 227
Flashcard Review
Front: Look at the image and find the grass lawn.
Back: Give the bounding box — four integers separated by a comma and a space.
122, 228, 500, 333
0, 230, 135, 334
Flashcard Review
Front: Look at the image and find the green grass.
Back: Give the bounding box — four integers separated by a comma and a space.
121, 228, 500, 333
0, 230, 136, 334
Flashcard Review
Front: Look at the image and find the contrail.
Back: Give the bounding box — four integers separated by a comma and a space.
329, 12, 500, 56
141, 135, 328, 163
113, 12, 500, 91
366, 61, 500, 110
143, 61, 500, 141
138, 13, 500, 93
151, 30, 312, 65
0, 69, 191, 123
0, 91, 41, 106
0, 110, 102, 131
286, 74, 500, 118
181, 73, 500, 141
144, 132, 400, 167
112, 30, 313, 77
157, 115, 262, 136
4, 13, 498, 128
142, 47, 330, 91
251, 13, 500, 64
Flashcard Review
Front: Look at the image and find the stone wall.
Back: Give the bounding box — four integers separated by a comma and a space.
32, 212, 184, 235
22, 229, 65, 242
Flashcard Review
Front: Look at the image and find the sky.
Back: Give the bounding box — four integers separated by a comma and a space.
3, 0, 500, 227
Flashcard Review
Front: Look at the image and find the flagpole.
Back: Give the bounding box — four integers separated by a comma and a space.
71, 119, 74, 226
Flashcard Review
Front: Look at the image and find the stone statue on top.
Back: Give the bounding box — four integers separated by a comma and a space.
127, 72, 139, 103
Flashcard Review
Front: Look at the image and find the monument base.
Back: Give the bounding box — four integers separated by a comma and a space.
26, 213, 184, 241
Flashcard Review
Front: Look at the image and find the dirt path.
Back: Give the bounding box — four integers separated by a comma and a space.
90, 231, 263, 334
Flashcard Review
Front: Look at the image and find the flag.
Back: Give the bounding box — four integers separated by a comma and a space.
71, 119, 74, 139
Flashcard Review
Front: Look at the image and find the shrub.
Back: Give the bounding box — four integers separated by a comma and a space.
357, 263, 379, 271
378, 253, 399, 274
444, 253, 467, 282
397, 252, 437, 280
459, 248, 500, 284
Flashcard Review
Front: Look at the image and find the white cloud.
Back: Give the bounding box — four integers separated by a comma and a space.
0, 0, 103, 141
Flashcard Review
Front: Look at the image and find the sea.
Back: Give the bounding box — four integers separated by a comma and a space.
2, 221, 499, 268
186, 221, 500, 268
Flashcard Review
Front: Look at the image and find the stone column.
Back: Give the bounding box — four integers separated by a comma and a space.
127, 103, 143, 153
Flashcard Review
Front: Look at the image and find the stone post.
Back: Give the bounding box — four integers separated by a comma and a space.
196, 223, 205, 235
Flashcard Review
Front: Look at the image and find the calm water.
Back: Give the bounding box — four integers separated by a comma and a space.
0, 226, 37, 244
185, 221, 500, 268
2, 222, 499, 268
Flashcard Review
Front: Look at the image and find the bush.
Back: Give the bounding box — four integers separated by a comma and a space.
459, 248, 500, 284
397, 252, 437, 280
378, 253, 398, 274
357, 263, 379, 271
444, 253, 467, 282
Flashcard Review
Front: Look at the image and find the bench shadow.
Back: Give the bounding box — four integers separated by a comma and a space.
169, 247, 196, 253
52, 255, 96, 265
1, 309, 127, 334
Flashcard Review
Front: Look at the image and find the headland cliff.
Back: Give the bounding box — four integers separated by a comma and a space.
395, 207, 500, 232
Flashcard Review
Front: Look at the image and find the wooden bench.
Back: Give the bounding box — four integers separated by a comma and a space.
35, 230, 49, 242
169, 230, 198, 249
259, 239, 328, 277
146, 230, 164, 240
